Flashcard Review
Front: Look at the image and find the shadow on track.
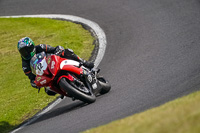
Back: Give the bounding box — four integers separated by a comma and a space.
30, 94, 106, 125
30, 101, 87, 125
28, 94, 108, 125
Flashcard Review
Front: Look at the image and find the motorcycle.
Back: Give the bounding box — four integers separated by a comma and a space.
30, 52, 111, 103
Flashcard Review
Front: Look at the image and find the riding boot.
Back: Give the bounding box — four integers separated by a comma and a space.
82, 60, 94, 69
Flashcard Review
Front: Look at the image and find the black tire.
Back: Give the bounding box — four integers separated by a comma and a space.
59, 78, 96, 103
98, 77, 111, 95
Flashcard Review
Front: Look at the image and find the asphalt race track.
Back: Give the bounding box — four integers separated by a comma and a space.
1, 0, 200, 132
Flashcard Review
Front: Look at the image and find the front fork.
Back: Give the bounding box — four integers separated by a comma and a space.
82, 68, 100, 95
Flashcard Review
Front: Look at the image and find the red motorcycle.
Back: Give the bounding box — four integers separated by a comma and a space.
30, 52, 111, 103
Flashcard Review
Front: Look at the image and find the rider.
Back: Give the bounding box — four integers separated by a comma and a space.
17, 37, 94, 96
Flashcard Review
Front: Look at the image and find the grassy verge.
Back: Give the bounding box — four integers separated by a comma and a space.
84, 90, 200, 133
0, 17, 94, 133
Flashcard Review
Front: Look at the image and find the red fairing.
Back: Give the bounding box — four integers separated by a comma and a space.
47, 55, 61, 76
34, 54, 85, 97
57, 75, 74, 84
43, 67, 50, 76
61, 65, 83, 75
49, 86, 67, 96
35, 75, 52, 87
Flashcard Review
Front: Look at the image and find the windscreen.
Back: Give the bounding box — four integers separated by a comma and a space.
30, 52, 47, 75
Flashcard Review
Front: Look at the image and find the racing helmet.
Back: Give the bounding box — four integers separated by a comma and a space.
17, 37, 36, 60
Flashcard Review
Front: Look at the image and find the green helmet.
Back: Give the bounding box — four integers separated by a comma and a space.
17, 37, 36, 60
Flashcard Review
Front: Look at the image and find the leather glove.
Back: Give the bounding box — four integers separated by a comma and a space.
54, 46, 65, 56
83, 60, 94, 69
30, 80, 39, 89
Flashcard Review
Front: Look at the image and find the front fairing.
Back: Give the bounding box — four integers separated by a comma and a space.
30, 52, 48, 76
47, 55, 61, 76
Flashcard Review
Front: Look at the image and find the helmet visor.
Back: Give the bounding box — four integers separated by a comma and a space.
19, 44, 36, 60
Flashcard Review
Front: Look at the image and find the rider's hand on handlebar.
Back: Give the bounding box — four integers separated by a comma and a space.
54, 46, 65, 56
83, 60, 94, 69
30, 80, 40, 89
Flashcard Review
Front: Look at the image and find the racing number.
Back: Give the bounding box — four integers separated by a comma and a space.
37, 62, 43, 71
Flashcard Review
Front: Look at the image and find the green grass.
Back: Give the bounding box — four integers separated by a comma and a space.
84, 90, 200, 133
0, 17, 94, 133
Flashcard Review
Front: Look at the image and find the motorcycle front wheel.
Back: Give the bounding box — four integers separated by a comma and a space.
98, 76, 111, 95
59, 78, 96, 103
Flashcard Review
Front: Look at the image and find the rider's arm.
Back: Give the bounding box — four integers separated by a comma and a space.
62, 49, 94, 68
37, 44, 94, 68
22, 59, 36, 80
62, 49, 83, 62
36, 44, 81, 61
22, 59, 36, 87
36, 44, 56, 53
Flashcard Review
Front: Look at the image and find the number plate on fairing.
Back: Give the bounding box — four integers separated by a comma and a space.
36, 59, 47, 76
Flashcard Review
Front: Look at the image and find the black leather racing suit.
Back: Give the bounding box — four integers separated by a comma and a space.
22, 44, 89, 95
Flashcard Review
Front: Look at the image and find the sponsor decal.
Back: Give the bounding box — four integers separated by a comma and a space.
92, 83, 97, 89
87, 75, 93, 83
40, 79, 46, 85
51, 61, 55, 69
37, 77, 41, 81
48, 58, 51, 64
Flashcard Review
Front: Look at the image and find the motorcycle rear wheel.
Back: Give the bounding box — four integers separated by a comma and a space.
59, 78, 96, 103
